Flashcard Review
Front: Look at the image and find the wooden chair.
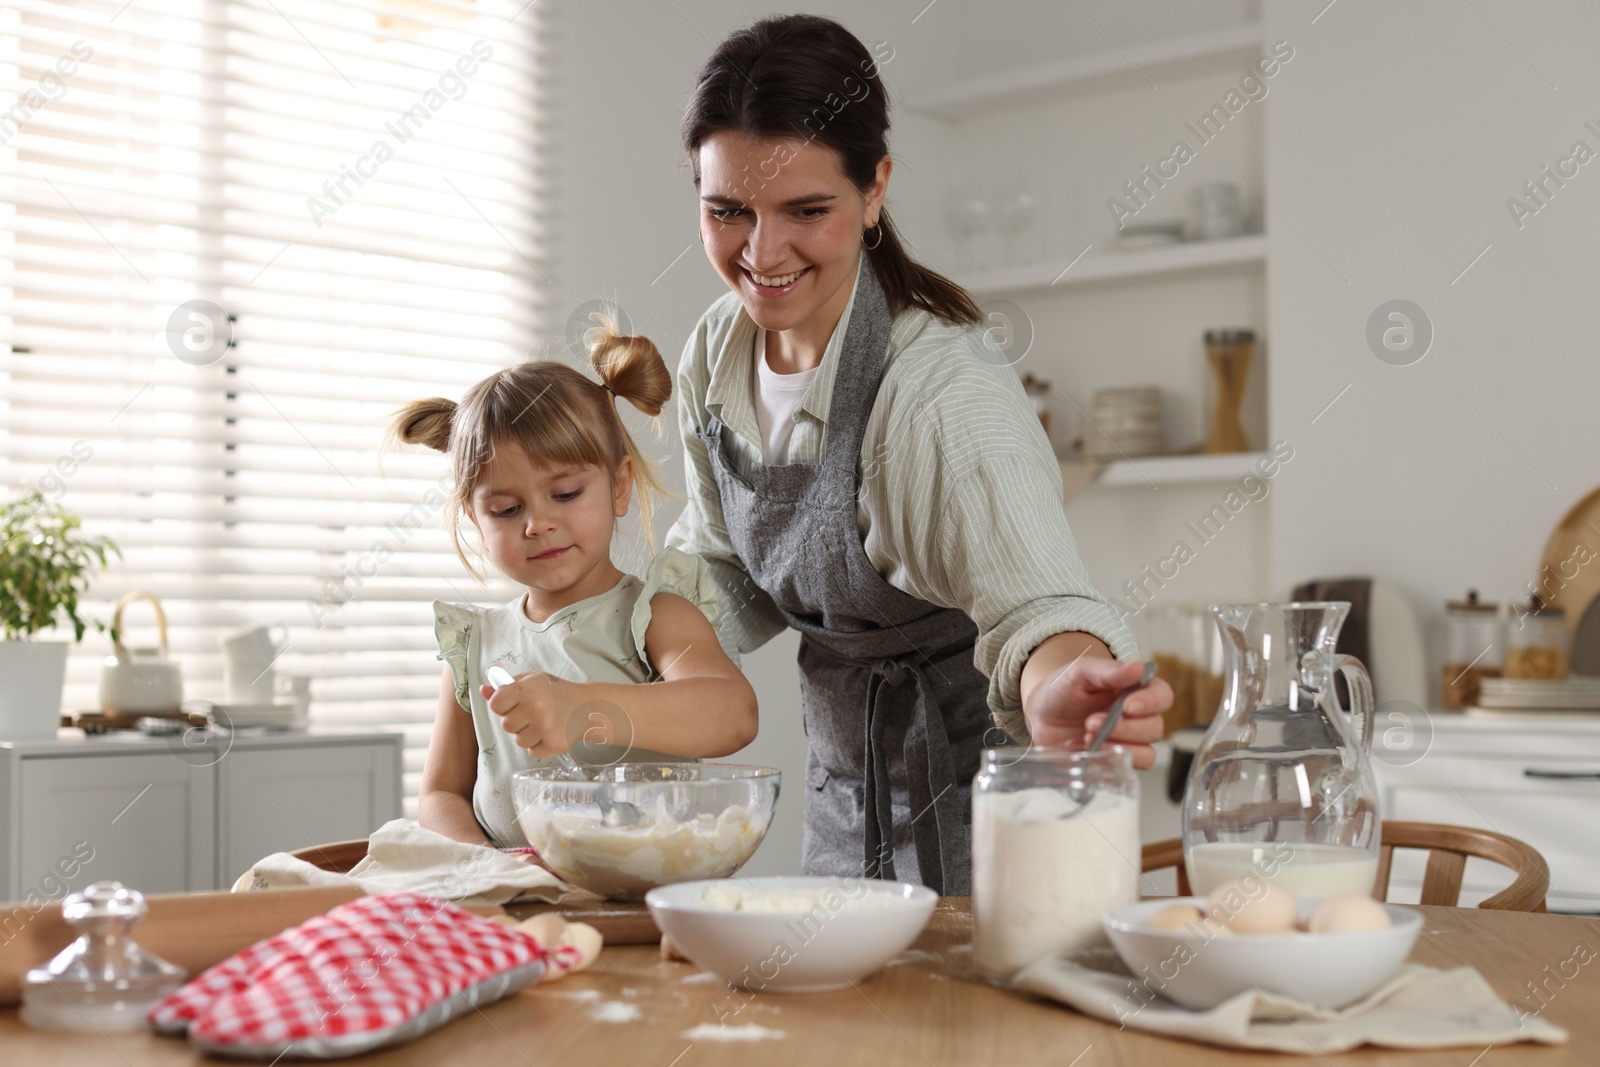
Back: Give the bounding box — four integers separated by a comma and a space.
1141, 820, 1550, 912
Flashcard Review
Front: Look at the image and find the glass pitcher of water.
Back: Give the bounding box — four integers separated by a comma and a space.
1181, 601, 1380, 898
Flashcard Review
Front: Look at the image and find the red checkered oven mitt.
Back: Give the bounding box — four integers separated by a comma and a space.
149, 892, 586, 1059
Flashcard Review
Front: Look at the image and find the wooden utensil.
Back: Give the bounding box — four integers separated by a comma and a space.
1536, 484, 1600, 631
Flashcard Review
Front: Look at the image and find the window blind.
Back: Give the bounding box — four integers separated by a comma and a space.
1, 0, 544, 816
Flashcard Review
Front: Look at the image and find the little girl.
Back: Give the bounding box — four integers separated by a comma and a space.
391, 324, 759, 849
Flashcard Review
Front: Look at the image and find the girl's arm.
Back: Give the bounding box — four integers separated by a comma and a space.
418, 665, 493, 846
482, 592, 759, 759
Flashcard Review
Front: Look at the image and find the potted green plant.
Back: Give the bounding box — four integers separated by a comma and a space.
0, 491, 119, 739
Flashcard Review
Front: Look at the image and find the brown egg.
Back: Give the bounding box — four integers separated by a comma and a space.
1207, 879, 1298, 934
1308, 894, 1391, 933
1148, 904, 1204, 931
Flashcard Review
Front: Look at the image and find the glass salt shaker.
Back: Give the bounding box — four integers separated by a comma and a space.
1506, 596, 1569, 680
1441, 590, 1501, 708
21, 881, 187, 1031
971, 747, 1140, 985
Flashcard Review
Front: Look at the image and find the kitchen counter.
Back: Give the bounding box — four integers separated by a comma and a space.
2, 898, 1594, 1064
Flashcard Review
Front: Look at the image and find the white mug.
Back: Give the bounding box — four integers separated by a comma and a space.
226, 664, 277, 705
220, 623, 287, 675
275, 673, 312, 724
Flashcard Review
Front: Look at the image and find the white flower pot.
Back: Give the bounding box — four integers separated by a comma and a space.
0, 640, 70, 740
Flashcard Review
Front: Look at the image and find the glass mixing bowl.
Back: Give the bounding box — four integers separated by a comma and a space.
513, 763, 781, 901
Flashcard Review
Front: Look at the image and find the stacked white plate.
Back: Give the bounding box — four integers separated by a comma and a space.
1083, 386, 1166, 461
1475, 677, 1600, 711
184, 699, 306, 729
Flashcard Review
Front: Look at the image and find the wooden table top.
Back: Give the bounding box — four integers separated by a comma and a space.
3, 899, 1596, 1065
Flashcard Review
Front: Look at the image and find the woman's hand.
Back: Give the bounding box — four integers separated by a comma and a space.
1021, 640, 1171, 769
481, 672, 592, 758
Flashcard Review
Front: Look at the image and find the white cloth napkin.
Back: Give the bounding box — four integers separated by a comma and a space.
234, 818, 571, 906
1013, 949, 1568, 1054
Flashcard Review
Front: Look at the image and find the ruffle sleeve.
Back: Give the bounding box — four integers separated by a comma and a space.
629, 546, 729, 676
432, 600, 479, 711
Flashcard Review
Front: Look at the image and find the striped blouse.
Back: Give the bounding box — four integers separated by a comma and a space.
664, 251, 1137, 741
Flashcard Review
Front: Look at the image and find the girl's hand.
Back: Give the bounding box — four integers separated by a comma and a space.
1023, 657, 1171, 769
481, 671, 588, 758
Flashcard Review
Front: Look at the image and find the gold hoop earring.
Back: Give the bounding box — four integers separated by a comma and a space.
862, 224, 883, 250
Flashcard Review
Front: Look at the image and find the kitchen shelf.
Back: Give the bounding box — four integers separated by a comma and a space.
959, 234, 1265, 297
1063, 451, 1267, 491
903, 22, 1262, 120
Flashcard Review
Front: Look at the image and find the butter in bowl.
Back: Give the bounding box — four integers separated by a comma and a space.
513, 763, 779, 901
646, 876, 937, 992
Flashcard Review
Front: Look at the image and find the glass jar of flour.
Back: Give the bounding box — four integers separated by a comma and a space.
971, 747, 1140, 985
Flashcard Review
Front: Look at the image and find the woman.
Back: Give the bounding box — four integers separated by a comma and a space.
665, 14, 1173, 895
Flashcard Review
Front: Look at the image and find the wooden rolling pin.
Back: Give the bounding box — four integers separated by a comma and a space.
0, 886, 660, 1006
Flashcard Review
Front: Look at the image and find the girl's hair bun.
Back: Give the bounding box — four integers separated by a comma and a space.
585, 317, 672, 416
388, 396, 456, 453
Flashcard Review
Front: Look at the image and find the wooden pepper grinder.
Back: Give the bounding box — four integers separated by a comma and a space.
1204, 328, 1254, 454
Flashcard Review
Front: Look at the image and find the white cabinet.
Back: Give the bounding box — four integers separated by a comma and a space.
0, 729, 401, 900
218, 743, 397, 889
1372, 715, 1600, 914
17, 753, 213, 896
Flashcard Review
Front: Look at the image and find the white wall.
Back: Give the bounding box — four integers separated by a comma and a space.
1262, 0, 1600, 681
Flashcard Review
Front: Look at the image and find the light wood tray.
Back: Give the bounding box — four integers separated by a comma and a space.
0, 850, 660, 1006
1538, 483, 1600, 629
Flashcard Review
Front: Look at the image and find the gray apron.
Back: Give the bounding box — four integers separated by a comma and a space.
695, 258, 1000, 894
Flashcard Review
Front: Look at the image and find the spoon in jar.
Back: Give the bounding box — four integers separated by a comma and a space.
1086, 660, 1159, 754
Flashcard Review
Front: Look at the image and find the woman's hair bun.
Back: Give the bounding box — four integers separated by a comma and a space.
585, 317, 672, 417
388, 396, 456, 453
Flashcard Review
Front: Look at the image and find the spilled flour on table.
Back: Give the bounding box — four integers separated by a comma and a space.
590, 1001, 641, 1023
548, 988, 602, 1001
679, 972, 724, 985
682, 1023, 785, 1042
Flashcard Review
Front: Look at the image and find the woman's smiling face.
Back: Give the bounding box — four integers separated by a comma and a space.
697, 131, 888, 335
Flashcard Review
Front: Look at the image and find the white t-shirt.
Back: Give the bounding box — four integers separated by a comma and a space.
752, 327, 820, 465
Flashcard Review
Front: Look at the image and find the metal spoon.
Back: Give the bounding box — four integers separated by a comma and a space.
1086, 659, 1159, 753
486, 664, 643, 827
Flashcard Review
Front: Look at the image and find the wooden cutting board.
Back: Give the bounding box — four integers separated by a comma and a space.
506, 892, 659, 945
0, 885, 659, 1006
1538, 484, 1600, 630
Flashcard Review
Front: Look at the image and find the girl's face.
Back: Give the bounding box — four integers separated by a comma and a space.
696, 131, 890, 336
469, 439, 632, 610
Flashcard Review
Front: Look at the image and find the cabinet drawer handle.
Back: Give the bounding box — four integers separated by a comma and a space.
1523, 768, 1600, 780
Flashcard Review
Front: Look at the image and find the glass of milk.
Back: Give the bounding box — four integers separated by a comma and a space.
971, 747, 1140, 985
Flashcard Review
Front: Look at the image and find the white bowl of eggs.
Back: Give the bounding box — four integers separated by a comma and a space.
1102, 878, 1422, 1011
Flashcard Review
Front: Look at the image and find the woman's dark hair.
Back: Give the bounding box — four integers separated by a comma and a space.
682, 14, 982, 327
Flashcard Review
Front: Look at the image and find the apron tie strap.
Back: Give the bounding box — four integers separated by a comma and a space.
861, 657, 969, 895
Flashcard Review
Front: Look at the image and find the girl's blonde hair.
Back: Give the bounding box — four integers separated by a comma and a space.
387, 321, 672, 579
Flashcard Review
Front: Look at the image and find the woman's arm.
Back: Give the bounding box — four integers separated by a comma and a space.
860, 326, 1168, 762
482, 593, 759, 760
418, 665, 492, 846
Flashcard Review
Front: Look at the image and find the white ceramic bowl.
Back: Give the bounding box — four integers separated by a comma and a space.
1102, 897, 1422, 1010
646, 876, 938, 993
